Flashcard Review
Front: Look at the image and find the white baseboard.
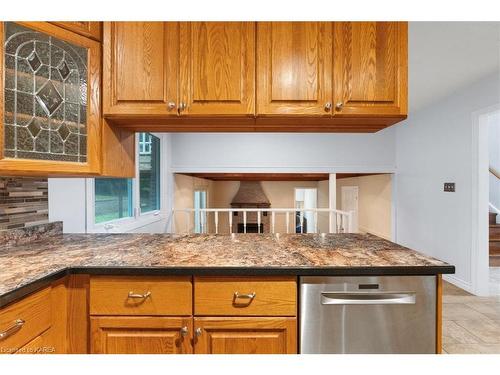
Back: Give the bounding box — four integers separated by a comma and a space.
443, 274, 474, 295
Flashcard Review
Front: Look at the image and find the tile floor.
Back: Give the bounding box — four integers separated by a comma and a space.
489, 267, 500, 295
443, 277, 500, 353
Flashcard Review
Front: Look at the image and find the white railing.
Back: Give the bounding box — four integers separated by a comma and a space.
171, 208, 354, 234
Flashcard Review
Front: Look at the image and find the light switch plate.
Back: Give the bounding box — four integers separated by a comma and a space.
444, 182, 455, 192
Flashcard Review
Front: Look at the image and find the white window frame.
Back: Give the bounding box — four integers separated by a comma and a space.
86, 133, 168, 233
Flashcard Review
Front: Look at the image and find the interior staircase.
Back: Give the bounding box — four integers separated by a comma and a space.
489, 212, 500, 266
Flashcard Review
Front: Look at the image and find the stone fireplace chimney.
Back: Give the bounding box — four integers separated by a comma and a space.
230, 181, 271, 233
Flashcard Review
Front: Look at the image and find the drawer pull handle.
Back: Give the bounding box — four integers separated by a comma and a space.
234, 292, 256, 300
128, 291, 151, 299
0, 319, 25, 340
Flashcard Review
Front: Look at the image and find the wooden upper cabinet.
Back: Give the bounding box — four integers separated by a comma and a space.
50, 22, 102, 41
334, 22, 408, 117
179, 22, 255, 116
257, 22, 333, 116
103, 22, 178, 116
0, 22, 102, 176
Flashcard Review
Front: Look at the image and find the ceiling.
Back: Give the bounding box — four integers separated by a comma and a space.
409, 22, 500, 113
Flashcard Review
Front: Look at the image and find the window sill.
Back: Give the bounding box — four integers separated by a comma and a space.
89, 211, 166, 233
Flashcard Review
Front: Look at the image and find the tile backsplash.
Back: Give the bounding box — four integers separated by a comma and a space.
0, 177, 48, 230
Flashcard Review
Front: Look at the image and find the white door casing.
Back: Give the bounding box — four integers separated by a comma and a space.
341, 186, 359, 233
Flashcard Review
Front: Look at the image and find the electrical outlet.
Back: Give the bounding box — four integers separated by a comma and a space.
444, 182, 455, 192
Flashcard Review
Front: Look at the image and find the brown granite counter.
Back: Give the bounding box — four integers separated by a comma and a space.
0, 233, 454, 307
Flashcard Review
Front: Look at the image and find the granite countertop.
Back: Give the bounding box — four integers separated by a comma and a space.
0, 232, 454, 307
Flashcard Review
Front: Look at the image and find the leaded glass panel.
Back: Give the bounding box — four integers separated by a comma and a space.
3, 22, 88, 162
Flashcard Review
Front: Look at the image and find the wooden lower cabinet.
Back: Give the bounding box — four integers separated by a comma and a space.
14, 328, 54, 354
194, 317, 297, 354
90, 316, 193, 354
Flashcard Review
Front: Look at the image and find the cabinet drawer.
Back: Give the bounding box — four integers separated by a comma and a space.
0, 288, 51, 354
194, 277, 296, 316
90, 276, 192, 316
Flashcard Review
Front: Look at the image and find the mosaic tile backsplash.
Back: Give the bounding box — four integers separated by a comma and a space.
0, 177, 48, 230
3, 22, 88, 162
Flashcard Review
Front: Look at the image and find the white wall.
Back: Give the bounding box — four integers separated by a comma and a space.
395, 72, 500, 292
170, 130, 396, 173
336, 174, 393, 240
48, 178, 87, 233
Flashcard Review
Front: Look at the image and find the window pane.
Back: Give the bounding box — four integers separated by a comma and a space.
139, 133, 160, 213
4, 22, 88, 163
95, 178, 133, 224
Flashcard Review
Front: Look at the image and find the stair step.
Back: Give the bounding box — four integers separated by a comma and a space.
490, 256, 500, 267
490, 225, 500, 236
490, 212, 498, 225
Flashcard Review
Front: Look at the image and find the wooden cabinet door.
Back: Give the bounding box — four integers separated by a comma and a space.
91, 316, 192, 354
103, 22, 178, 116
194, 317, 297, 354
1, 22, 101, 176
179, 22, 255, 116
256, 22, 333, 116
334, 22, 408, 117
50, 22, 101, 41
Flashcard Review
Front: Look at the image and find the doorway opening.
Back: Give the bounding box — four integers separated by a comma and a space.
340, 186, 359, 233
473, 105, 500, 296
295, 188, 317, 233
487, 110, 500, 295
194, 190, 207, 233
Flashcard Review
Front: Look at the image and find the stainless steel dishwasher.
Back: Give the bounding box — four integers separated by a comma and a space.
300, 276, 436, 354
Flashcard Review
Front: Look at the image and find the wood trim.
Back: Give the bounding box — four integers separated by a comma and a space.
0, 22, 102, 176
436, 274, 442, 354
50, 22, 102, 41
105, 115, 404, 133
101, 118, 135, 177
179, 173, 330, 181
66, 274, 89, 354
336, 173, 387, 180
490, 166, 500, 180
50, 278, 68, 353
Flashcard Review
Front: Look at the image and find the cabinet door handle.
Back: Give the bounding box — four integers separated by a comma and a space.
180, 326, 189, 337
233, 291, 256, 300
177, 102, 187, 114
324, 102, 332, 112
167, 101, 176, 111
127, 291, 151, 299
335, 102, 344, 111
195, 328, 202, 337
0, 319, 25, 340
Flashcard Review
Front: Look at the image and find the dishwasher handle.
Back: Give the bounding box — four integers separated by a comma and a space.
321, 292, 416, 305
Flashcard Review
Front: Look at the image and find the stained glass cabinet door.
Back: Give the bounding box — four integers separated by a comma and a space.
0, 22, 101, 175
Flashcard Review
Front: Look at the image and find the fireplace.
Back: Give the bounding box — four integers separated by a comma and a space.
237, 223, 264, 233
230, 181, 271, 233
